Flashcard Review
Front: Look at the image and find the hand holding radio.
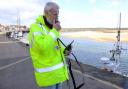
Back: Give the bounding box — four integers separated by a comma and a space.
64, 40, 74, 56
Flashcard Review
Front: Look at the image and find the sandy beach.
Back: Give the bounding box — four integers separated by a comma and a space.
61, 30, 128, 42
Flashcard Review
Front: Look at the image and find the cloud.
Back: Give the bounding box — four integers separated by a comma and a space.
109, 0, 120, 7
60, 8, 128, 28
60, 10, 93, 28
59, 0, 128, 28
0, 0, 46, 26
89, 0, 97, 4
0, 0, 128, 28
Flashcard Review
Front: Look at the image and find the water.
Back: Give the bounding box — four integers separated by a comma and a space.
60, 36, 128, 75
22, 33, 128, 76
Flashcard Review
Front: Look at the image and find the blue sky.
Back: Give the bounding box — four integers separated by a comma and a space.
0, 0, 128, 28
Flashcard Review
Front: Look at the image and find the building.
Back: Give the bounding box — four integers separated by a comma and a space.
0, 24, 29, 32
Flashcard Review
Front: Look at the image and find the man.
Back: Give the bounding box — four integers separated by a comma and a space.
28, 2, 70, 89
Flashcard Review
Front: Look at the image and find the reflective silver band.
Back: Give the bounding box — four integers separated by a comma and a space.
35, 62, 64, 73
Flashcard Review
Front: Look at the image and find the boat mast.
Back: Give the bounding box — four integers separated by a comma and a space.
17, 10, 20, 32
116, 13, 121, 51
115, 13, 121, 62
110, 13, 121, 64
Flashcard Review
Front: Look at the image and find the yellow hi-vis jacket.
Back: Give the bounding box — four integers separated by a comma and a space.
28, 15, 69, 87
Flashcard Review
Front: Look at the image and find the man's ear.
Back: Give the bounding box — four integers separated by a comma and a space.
47, 11, 50, 16
44, 10, 49, 16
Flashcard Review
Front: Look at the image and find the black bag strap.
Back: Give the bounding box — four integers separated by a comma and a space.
68, 59, 77, 89
57, 38, 85, 89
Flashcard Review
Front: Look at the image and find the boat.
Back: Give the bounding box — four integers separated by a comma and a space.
100, 13, 127, 77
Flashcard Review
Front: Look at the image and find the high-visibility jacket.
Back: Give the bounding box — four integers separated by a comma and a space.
28, 15, 69, 87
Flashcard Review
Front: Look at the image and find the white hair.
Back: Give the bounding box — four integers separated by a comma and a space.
44, 2, 59, 15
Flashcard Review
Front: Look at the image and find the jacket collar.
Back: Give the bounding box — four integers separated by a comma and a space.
43, 16, 53, 29
36, 15, 53, 29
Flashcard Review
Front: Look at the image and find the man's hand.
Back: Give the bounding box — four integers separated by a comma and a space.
64, 49, 72, 56
53, 19, 61, 31
64, 40, 74, 56
64, 44, 72, 56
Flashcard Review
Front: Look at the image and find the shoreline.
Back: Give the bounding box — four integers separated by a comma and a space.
61, 31, 128, 43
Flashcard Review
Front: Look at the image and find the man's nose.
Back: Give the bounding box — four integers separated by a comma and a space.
53, 14, 58, 17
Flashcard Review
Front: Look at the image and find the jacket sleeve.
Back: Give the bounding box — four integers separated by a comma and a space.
30, 24, 60, 51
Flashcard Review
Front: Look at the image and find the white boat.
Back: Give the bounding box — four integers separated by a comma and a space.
20, 33, 29, 46
100, 13, 127, 77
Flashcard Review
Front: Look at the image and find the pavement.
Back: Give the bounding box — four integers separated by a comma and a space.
0, 34, 127, 89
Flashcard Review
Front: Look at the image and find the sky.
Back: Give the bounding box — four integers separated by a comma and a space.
0, 0, 128, 28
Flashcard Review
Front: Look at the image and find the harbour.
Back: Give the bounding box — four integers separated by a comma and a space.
0, 31, 128, 89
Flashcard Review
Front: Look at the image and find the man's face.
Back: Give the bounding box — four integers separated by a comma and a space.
47, 7, 59, 22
